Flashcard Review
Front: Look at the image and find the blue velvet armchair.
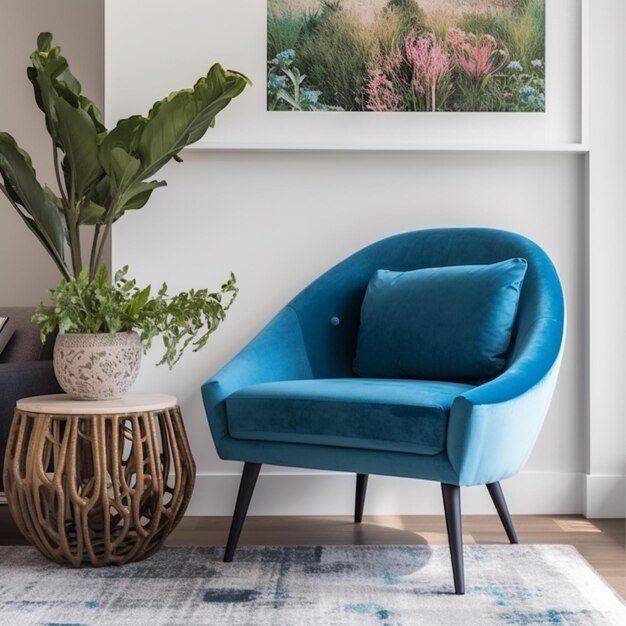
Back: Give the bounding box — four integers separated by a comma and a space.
202, 228, 565, 595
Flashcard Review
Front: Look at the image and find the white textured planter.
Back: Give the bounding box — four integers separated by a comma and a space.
53, 332, 142, 400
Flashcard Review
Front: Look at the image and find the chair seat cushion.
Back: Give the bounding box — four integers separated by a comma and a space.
226, 378, 473, 456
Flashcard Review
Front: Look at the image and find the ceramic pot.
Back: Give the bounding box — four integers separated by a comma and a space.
53, 332, 142, 400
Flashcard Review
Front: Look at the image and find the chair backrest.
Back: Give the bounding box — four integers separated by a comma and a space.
288, 228, 565, 381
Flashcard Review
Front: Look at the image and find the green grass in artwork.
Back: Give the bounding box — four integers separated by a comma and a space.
267, 0, 546, 112
268, 7, 308, 59
298, 8, 370, 110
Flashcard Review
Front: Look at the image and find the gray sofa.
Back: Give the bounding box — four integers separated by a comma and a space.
0, 307, 61, 495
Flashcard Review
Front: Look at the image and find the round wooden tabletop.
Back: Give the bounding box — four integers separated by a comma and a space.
16, 393, 178, 415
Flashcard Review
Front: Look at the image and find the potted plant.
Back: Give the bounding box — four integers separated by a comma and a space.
0, 33, 250, 399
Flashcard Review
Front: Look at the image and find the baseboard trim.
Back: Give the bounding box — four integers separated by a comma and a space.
184, 470, 586, 517
5, 475, 612, 516
585, 474, 626, 518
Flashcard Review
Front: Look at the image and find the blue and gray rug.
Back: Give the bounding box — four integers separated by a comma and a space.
0, 544, 624, 625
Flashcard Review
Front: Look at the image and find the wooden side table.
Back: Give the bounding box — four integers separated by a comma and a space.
2, 393, 196, 567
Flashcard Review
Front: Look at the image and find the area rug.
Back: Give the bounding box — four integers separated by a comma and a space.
0, 545, 624, 625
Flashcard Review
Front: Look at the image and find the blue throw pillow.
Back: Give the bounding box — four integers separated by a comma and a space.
353, 258, 527, 381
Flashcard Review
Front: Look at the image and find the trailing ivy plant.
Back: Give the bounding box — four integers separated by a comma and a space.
0, 33, 250, 365
33, 266, 238, 368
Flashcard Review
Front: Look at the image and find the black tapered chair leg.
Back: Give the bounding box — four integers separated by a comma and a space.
441, 483, 465, 595
487, 482, 519, 544
224, 462, 262, 562
355, 474, 369, 523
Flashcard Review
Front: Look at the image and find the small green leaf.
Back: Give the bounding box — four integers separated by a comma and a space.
276, 89, 301, 110
99, 116, 146, 173
37, 32, 53, 52
118, 180, 166, 212
78, 201, 106, 225
106, 147, 141, 189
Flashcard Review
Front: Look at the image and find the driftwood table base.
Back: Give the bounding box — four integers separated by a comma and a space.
3, 397, 195, 567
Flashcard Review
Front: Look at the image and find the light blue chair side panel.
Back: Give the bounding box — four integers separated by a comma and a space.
447, 345, 564, 486
201, 307, 312, 449
215, 437, 459, 483
463, 315, 565, 406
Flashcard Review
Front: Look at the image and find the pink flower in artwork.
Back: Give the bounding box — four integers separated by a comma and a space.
446, 27, 466, 51
405, 32, 451, 111
365, 69, 400, 112
446, 28, 509, 80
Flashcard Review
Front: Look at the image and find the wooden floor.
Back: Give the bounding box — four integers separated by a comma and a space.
1, 507, 624, 598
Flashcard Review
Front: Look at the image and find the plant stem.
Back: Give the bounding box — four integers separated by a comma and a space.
93, 222, 111, 273
92, 197, 122, 276
89, 224, 101, 280
52, 143, 70, 210
70, 221, 82, 276
53, 141, 81, 277
53, 141, 84, 277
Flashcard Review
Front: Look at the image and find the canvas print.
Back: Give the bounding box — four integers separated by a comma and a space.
267, 0, 545, 112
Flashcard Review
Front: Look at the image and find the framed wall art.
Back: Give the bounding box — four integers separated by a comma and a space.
105, 0, 586, 150
267, 0, 546, 114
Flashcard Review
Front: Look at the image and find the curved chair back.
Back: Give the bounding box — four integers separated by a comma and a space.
288, 228, 565, 386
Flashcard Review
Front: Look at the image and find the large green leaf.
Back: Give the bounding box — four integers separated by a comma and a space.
99, 116, 146, 175
137, 64, 250, 179
107, 147, 141, 190
29, 33, 104, 134
79, 96, 106, 133
30, 33, 82, 100
89, 176, 113, 212
27, 59, 65, 144
185, 65, 250, 144
55, 96, 103, 198
0, 132, 66, 270
28, 34, 104, 173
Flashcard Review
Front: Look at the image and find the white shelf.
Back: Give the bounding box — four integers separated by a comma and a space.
185, 142, 589, 153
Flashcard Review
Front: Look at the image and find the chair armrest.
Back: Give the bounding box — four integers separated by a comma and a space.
446, 316, 564, 485
201, 307, 313, 451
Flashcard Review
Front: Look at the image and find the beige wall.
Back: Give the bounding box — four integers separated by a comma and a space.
0, 0, 104, 306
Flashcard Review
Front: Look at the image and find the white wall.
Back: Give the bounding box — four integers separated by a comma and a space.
0, 0, 104, 306
586, 0, 626, 517
111, 150, 587, 515
105, 0, 624, 517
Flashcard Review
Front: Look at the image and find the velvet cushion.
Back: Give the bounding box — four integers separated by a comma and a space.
353, 258, 527, 381
226, 378, 473, 456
